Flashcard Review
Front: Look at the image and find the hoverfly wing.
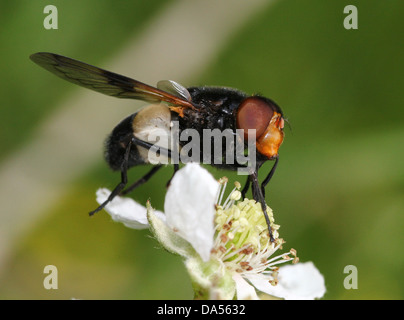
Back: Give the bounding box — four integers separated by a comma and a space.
30, 52, 195, 109
157, 80, 192, 102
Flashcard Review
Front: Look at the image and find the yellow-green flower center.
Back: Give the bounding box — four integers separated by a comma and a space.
212, 178, 297, 278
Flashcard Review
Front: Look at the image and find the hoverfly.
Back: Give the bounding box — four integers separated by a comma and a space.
30, 52, 285, 241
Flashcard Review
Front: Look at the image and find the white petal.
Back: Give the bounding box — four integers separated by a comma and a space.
232, 273, 259, 300
164, 163, 219, 262
96, 188, 164, 229
245, 262, 326, 300
147, 202, 194, 258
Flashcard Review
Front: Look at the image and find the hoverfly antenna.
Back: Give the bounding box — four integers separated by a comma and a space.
283, 117, 293, 134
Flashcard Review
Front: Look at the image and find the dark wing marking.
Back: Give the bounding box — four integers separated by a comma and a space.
30, 52, 195, 109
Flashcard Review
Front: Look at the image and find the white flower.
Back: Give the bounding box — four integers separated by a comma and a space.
96, 188, 156, 229
97, 163, 218, 261
163, 163, 219, 261
246, 261, 326, 300
96, 163, 326, 300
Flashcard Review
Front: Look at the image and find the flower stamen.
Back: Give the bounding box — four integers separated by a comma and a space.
212, 178, 298, 285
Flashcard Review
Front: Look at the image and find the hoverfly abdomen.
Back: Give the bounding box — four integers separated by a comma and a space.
105, 104, 175, 171
131, 104, 174, 165
104, 113, 139, 171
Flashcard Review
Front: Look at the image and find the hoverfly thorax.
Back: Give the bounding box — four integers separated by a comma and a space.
236, 96, 284, 160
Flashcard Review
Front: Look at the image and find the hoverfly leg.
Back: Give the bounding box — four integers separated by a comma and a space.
130, 136, 178, 189
251, 171, 275, 242
89, 139, 133, 216
121, 165, 163, 195
131, 136, 173, 158
241, 175, 251, 199
260, 157, 279, 199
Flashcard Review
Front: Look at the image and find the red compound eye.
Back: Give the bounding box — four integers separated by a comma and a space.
236, 97, 274, 140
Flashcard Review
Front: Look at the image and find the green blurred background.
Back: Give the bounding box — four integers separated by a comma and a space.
0, 0, 403, 299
